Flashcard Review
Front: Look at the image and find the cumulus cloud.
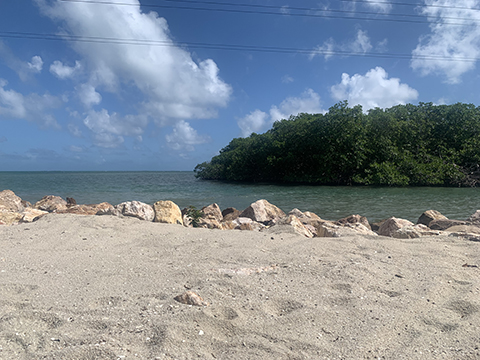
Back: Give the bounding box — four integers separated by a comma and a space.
330, 67, 419, 111
35, 0, 232, 148
312, 29, 375, 60
27, 56, 43, 73
0, 79, 61, 128
238, 89, 325, 137
411, 0, 480, 83
76, 83, 102, 108
165, 120, 211, 151
237, 110, 269, 137
50, 60, 81, 79
0, 42, 44, 80
83, 109, 147, 148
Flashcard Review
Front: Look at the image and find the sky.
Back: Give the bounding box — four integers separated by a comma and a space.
1, 0, 480, 171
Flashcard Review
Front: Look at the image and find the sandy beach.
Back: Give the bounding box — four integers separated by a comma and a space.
0, 213, 479, 359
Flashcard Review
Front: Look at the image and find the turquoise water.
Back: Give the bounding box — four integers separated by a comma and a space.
0, 171, 478, 222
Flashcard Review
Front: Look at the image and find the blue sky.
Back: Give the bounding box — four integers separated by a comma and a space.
1, 0, 480, 171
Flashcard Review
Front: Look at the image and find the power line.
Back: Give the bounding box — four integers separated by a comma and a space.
338, 0, 480, 12
57, 0, 480, 26
0, 30, 478, 62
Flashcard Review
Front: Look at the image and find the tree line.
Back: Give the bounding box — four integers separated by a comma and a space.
194, 101, 480, 186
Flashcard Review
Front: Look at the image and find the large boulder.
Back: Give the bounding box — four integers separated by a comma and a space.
428, 219, 467, 231
467, 210, 480, 224
115, 201, 155, 221
392, 224, 443, 239
318, 221, 377, 237
58, 202, 114, 216
417, 210, 448, 227
34, 195, 68, 212
230, 217, 265, 231
336, 214, 371, 230
287, 209, 323, 236
444, 224, 480, 235
21, 208, 48, 223
0, 211, 23, 225
222, 207, 241, 222
271, 215, 314, 238
153, 200, 183, 225
240, 199, 286, 225
201, 203, 223, 222
377, 217, 414, 237
0, 190, 25, 213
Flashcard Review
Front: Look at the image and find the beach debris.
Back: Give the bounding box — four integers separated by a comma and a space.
154, 200, 183, 225
174, 291, 209, 306
462, 263, 479, 268
115, 201, 155, 222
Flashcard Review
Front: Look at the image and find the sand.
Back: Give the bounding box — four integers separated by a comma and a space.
0, 213, 479, 359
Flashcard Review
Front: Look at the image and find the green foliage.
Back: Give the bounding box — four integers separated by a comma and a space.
184, 206, 203, 228
195, 102, 480, 187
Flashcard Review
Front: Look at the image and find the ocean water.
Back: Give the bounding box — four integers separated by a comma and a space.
0, 171, 478, 223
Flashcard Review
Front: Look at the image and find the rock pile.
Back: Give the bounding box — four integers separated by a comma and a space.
1, 189, 479, 240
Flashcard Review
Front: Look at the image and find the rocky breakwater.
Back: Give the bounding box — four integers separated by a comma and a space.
1, 189, 480, 240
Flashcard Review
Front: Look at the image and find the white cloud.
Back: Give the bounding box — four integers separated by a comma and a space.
76, 83, 102, 108
362, 0, 392, 13
35, 0, 232, 146
238, 89, 325, 137
27, 56, 43, 73
270, 89, 324, 122
238, 110, 269, 137
411, 0, 480, 84
281, 75, 294, 84
312, 29, 373, 60
0, 42, 44, 80
83, 109, 148, 148
165, 120, 211, 151
50, 60, 81, 79
68, 123, 82, 137
330, 67, 419, 111
0, 79, 61, 128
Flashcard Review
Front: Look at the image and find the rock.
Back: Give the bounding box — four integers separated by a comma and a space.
0, 211, 23, 225
21, 208, 48, 223
444, 224, 480, 235
174, 291, 208, 306
417, 210, 448, 227
231, 217, 265, 231
96, 207, 123, 217
377, 217, 414, 237
58, 202, 114, 216
272, 215, 314, 238
392, 224, 443, 239
429, 219, 467, 231
467, 210, 480, 223
336, 214, 371, 230
66, 197, 77, 207
153, 200, 183, 225
222, 207, 240, 222
34, 195, 68, 212
239, 199, 286, 225
201, 203, 223, 222
0, 190, 25, 213
370, 219, 387, 232
115, 201, 155, 221
318, 221, 377, 237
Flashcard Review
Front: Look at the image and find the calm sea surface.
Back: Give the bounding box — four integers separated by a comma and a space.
0, 171, 478, 222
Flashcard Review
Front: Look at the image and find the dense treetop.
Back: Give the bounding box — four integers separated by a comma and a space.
195, 102, 480, 186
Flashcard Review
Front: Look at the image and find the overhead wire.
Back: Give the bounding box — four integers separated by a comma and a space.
0, 30, 478, 62
57, 0, 480, 26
